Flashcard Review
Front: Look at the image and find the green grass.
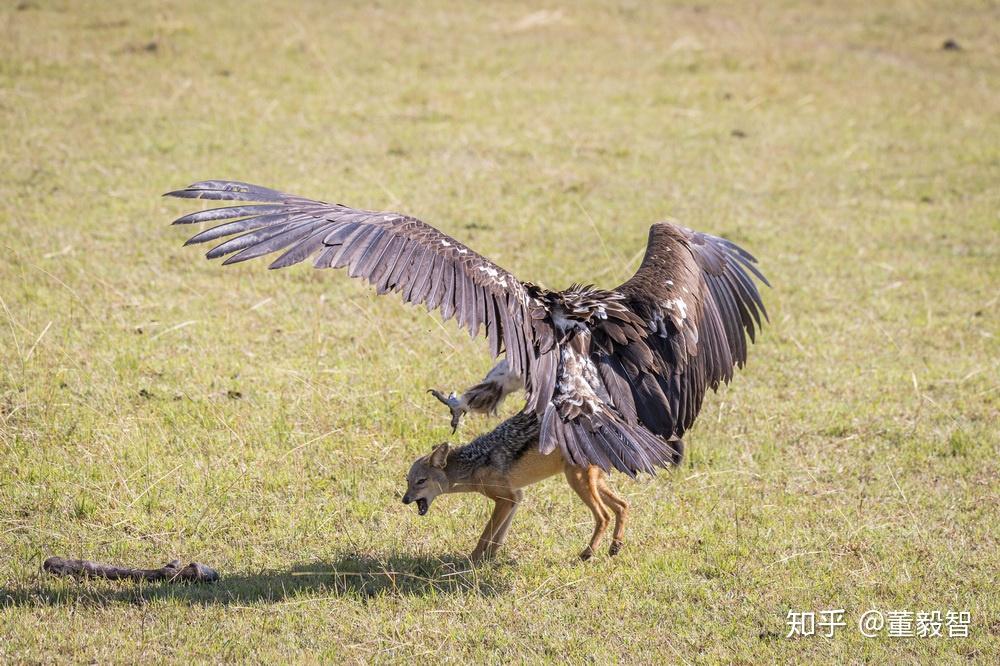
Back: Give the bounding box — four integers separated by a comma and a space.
1, 0, 998, 662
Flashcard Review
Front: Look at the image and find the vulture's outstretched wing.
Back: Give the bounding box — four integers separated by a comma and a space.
166, 182, 768, 478
594, 222, 769, 442
444, 223, 769, 478
165, 181, 551, 398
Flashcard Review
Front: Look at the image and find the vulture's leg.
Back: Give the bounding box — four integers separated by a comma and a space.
428, 360, 524, 432
668, 436, 685, 466
596, 475, 629, 555
564, 465, 611, 560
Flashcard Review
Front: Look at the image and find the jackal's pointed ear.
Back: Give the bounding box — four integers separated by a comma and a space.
429, 443, 450, 469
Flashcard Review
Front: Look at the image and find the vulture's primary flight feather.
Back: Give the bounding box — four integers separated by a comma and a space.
167, 180, 769, 477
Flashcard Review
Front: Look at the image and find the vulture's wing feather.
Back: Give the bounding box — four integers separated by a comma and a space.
610, 222, 770, 438
527, 223, 767, 477
167, 185, 766, 478
166, 181, 548, 387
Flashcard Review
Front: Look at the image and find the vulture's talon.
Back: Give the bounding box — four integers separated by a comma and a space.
428, 388, 464, 432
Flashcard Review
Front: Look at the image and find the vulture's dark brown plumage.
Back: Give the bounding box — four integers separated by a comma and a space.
167, 180, 769, 477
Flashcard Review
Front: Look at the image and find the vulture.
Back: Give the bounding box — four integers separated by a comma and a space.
166, 180, 769, 476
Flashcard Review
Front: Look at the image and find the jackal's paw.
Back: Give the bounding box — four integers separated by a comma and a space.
469, 549, 492, 564
609, 540, 624, 556
578, 546, 594, 561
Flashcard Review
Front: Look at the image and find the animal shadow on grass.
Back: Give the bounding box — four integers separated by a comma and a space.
2, 552, 510, 608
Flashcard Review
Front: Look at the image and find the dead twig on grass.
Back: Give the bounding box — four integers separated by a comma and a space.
42, 556, 219, 583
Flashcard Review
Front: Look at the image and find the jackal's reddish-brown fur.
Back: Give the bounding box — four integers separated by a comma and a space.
402, 412, 629, 561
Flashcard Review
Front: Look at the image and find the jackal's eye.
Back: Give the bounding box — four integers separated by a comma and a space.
416, 478, 426, 486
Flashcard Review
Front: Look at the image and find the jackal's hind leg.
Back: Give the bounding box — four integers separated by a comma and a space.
597, 476, 629, 556
428, 360, 524, 432
565, 466, 612, 561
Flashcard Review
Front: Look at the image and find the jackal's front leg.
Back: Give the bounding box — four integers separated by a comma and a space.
428, 360, 523, 432
470, 492, 521, 562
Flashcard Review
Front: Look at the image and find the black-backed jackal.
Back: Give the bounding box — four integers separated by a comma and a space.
405, 366, 672, 562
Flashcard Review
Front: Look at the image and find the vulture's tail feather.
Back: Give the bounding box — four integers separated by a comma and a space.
540, 403, 678, 478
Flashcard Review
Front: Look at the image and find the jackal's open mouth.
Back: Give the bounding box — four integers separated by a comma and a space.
416, 498, 429, 515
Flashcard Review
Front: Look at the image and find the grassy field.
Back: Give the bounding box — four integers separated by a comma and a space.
1, 0, 998, 662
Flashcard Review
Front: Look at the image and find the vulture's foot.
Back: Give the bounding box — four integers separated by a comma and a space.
427, 389, 465, 433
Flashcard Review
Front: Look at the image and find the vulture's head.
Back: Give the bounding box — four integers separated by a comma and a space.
402, 443, 451, 516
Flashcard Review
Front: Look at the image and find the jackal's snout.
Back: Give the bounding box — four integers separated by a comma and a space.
402, 493, 430, 515
401, 494, 430, 515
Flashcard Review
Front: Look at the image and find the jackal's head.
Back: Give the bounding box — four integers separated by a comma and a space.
402, 443, 451, 516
